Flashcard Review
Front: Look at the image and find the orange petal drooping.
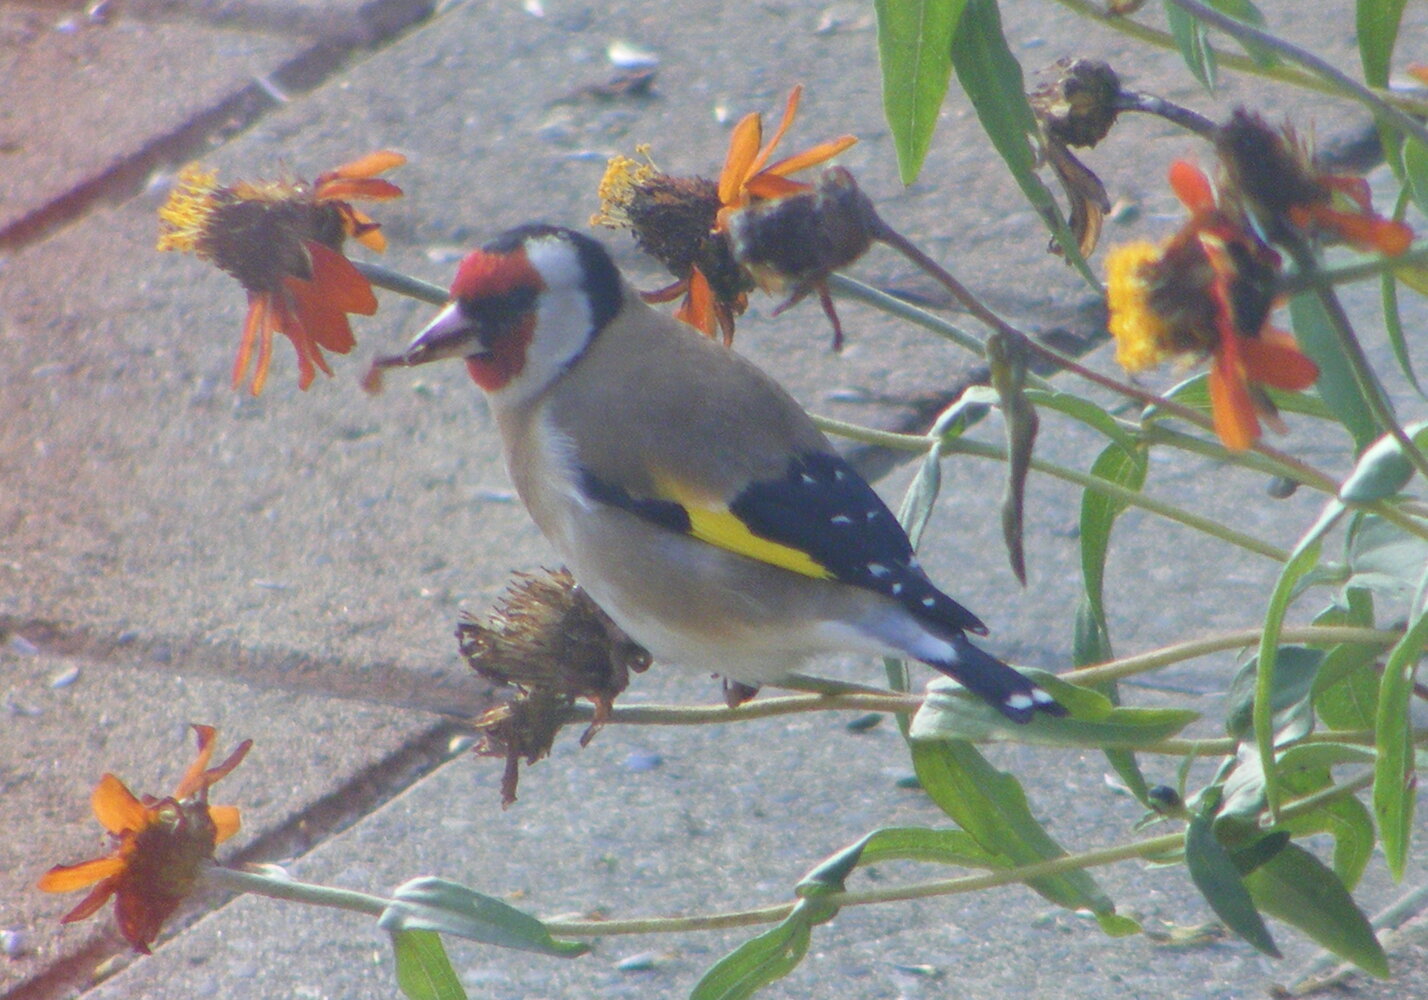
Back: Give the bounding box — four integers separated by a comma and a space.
1168, 160, 1216, 215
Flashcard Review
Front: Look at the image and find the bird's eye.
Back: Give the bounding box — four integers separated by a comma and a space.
470, 285, 538, 333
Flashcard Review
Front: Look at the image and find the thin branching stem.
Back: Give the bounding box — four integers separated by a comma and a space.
1164, 0, 1428, 150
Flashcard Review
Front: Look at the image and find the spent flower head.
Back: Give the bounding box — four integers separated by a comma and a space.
158, 150, 405, 394
37, 725, 252, 953
1214, 110, 1411, 257
1106, 160, 1319, 451
593, 86, 855, 343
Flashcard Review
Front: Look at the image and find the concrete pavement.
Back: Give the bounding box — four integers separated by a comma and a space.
3, 1, 1427, 998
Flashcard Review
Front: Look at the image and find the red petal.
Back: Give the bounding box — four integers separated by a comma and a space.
1240, 335, 1319, 391
674, 268, 717, 337
719, 112, 764, 206
92, 774, 149, 835
1169, 160, 1216, 215
1209, 351, 1260, 451
303, 242, 378, 315
232, 294, 267, 392
39, 855, 127, 893
57, 877, 121, 924
745, 85, 803, 181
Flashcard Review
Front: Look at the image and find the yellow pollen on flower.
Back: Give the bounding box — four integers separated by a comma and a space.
590, 145, 660, 229
1105, 241, 1175, 373
156, 165, 221, 254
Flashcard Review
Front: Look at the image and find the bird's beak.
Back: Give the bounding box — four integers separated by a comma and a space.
398, 300, 489, 367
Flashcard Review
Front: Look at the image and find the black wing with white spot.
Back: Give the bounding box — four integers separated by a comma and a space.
728, 451, 987, 636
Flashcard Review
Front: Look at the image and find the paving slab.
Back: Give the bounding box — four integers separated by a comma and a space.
3, 0, 1427, 997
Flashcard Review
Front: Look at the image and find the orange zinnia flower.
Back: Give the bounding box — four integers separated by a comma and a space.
38, 725, 252, 953
158, 151, 405, 394
593, 87, 855, 343
1106, 161, 1319, 451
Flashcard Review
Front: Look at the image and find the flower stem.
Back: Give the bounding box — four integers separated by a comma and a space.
1279, 245, 1428, 297
1164, 0, 1428, 150
354, 261, 449, 305
201, 864, 389, 917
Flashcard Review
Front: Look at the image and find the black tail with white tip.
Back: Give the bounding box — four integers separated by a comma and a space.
928, 633, 1065, 723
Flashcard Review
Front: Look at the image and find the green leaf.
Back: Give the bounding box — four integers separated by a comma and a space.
1290, 292, 1380, 451
1245, 842, 1389, 976
951, 0, 1096, 283
1255, 501, 1345, 818
913, 675, 1197, 747
1404, 137, 1428, 218
1224, 645, 1322, 742
1165, 1, 1217, 91
390, 930, 468, 1000
1023, 389, 1141, 455
1382, 268, 1425, 398
1185, 794, 1280, 957
874, 0, 967, 184
909, 739, 1121, 924
1357, 0, 1409, 88
1374, 605, 1428, 879
1078, 440, 1148, 657
378, 878, 588, 957
855, 825, 1001, 868
1276, 743, 1377, 889
1339, 422, 1428, 503
1345, 512, 1428, 598
987, 331, 1038, 584
690, 900, 824, 1000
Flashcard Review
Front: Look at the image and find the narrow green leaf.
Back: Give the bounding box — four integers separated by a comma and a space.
1245, 842, 1389, 976
1165, 2, 1217, 91
855, 826, 1001, 868
1345, 512, 1428, 599
1079, 441, 1148, 651
987, 331, 1038, 584
1276, 745, 1377, 889
690, 901, 820, 1000
1357, 0, 1409, 88
951, 0, 1096, 283
1185, 797, 1281, 957
1224, 646, 1322, 742
1339, 422, 1428, 503
874, 0, 968, 184
1404, 137, 1428, 218
1374, 605, 1428, 878
390, 930, 469, 1000
1023, 388, 1141, 455
1311, 588, 1383, 733
1255, 501, 1345, 819
1290, 292, 1380, 451
378, 878, 588, 957
910, 739, 1120, 922
913, 676, 1197, 747
1382, 270, 1425, 398
1210, 0, 1278, 66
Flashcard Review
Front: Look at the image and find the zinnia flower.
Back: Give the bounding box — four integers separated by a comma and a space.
38, 725, 252, 953
158, 150, 405, 394
1214, 109, 1411, 256
593, 86, 854, 342
1106, 160, 1319, 451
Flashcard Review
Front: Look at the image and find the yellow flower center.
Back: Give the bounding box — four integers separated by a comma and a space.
1105, 240, 1175, 372
156, 165, 221, 254
590, 145, 660, 229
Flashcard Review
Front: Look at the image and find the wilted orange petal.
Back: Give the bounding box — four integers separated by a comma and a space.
746, 85, 803, 181
1240, 335, 1319, 390
675, 267, 717, 337
271, 294, 318, 390
92, 774, 149, 835
350, 209, 388, 252
210, 804, 242, 844
115, 886, 177, 954
1169, 160, 1216, 215
172, 725, 218, 802
202, 739, 253, 791
640, 278, 689, 305
1209, 352, 1260, 451
305, 242, 378, 315
1303, 204, 1413, 256
289, 290, 353, 361
319, 149, 407, 183
743, 173, 810, 201
315, 177, 405, 203
764, 134, 858, 178
38, 856, 126, 893
59, 879, 121, 924
250, 297, 279, 396
719, 112, 765, 206
232, 294, 266, 392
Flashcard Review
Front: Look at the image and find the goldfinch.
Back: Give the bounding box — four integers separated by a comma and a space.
388, 225, 1063, 722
